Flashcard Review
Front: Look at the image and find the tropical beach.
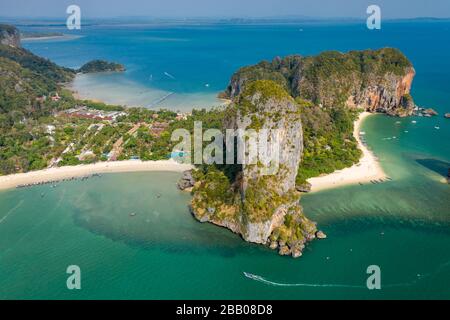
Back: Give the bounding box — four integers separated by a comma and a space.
0, 159, 192, 191
0, 111, 385, 193
308, 112, 387, 192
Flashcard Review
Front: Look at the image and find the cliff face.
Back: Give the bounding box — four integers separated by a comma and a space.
223, 48, 416, 117
191, 81, 318, 257
0, 24, 21, 48
352, 69, 415, 115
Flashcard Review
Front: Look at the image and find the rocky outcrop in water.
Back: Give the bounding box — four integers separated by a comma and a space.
222, 48, 416, 117
191, 80, 317, 257
296, 182, 311, 193
0, 24, 21, 48
316, 230, 327, 239
422, 108, 439, 117
177, 170, 195, 191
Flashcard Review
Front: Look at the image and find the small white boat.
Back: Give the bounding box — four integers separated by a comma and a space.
164, 71, 175, 79
434, 126, 440, 130
412, 120, 417, 124
243, 272, 263, 280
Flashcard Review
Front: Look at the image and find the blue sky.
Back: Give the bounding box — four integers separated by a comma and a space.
1, 0, 449, 19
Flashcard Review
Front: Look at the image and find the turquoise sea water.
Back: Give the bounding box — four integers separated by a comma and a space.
0, 20, 449, 299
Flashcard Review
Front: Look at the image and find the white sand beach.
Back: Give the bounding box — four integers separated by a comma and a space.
0, 112, 385, 192
0, 160, 193, 191
307, 111, 387, 193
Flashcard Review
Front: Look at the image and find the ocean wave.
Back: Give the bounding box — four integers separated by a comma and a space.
0, 200, 24, 224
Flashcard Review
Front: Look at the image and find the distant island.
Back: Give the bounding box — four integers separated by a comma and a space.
78, 60, 126, 73
0, 23, 420, 258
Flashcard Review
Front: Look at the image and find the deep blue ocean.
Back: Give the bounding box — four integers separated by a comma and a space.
20, 20, 450, 111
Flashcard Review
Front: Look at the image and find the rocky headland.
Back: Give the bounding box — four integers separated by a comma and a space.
191, 48, 416, 257
190, 81, 325, 258
221, 48, 416, 117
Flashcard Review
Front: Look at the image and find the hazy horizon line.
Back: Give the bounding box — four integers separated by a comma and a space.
1, 15, 449, 22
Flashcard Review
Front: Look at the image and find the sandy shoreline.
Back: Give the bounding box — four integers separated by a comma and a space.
21, 35, 83, 41
0, 111, 385, 192
0, 160, 193, 191
67, 73, 230, 110
307, 111, 387, 193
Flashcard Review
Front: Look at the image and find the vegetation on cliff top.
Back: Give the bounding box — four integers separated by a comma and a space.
0, 39, 75, 120
237, 79, 292, 116
0, 44, 74, 83
223, 48, 413, 108
0, 24, 17, 34
270, 205, 317, 247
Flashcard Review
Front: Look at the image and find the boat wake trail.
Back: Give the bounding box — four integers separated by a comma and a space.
243, 272, 365, 288
0, 200, 24, 224
244, 261, 450, 289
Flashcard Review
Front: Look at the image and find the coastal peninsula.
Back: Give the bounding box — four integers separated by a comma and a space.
0, 23, 418, 258
190, 49, 416, 257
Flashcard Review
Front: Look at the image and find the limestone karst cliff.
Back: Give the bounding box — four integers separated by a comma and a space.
191, 81, 318, 257
0, 24, 21, 48
190, 48, 416, 257
221, 48, 416, 117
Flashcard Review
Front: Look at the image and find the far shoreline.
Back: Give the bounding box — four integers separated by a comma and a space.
0, 160, 193, 191
307, 111, 387, 193
21, 35, 83, 42
66, 73, 228, 110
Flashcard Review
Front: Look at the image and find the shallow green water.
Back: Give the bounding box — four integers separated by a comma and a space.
0, 166, 449, 299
